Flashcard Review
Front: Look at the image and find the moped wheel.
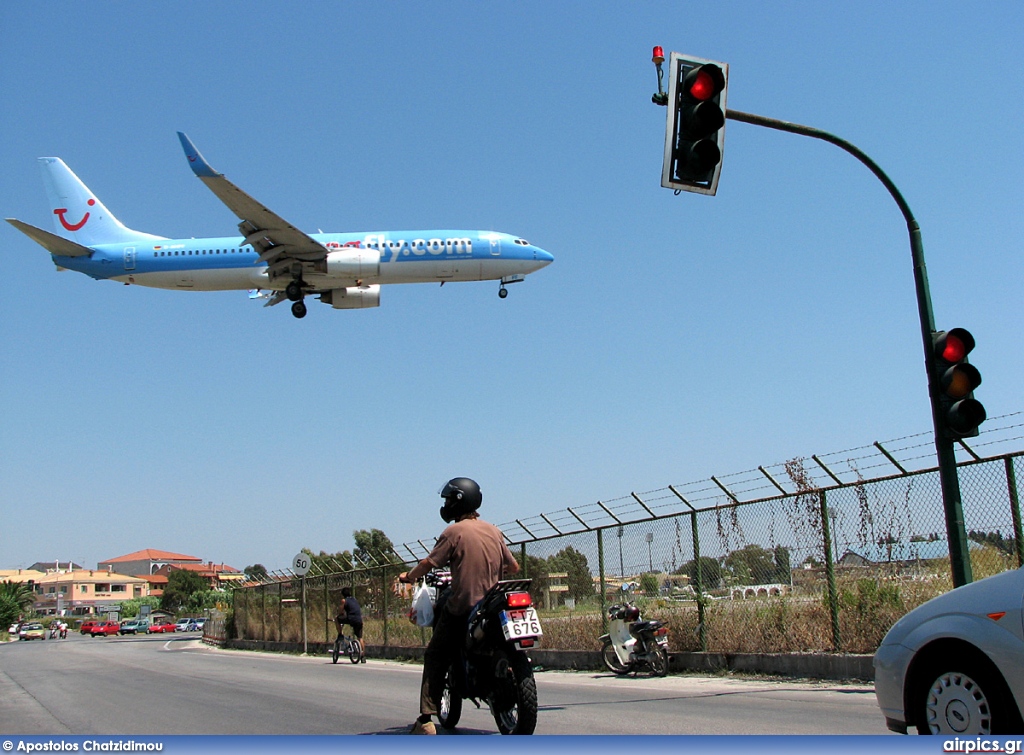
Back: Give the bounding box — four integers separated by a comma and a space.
331, 638, 340, 664
649, 646, 669, 677
601, 639, 631, 675
438, 664, 462, 730
348, 638, 361, 664
491, 650, 537, 735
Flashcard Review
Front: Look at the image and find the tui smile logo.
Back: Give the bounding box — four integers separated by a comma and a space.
54, 198, 95, 231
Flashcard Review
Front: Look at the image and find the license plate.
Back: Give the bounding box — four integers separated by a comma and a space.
500, 608, 542, 640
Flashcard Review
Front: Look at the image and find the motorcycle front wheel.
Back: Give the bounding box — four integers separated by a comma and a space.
601, 639, 632, 675
438, 664, 462, 730
491, 650, 537, 735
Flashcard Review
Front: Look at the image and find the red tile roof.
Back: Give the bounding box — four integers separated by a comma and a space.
100, 549, 203, 563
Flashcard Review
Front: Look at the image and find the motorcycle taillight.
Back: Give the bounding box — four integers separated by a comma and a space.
654, 626, 668, 636
506, 591, 532, 608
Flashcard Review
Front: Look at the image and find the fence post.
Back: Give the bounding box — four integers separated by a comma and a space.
691, 511, 707, 652
382, 565, 389, 648
1007, 457, 1024, 569
521, 543, 527, 577
278, 581, 283, 642
819, 489, 841, 651
261, 583, 266, 643
597, 528, 607, 633
324, 576, 330, 644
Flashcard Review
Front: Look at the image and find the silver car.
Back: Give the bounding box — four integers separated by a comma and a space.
874, 567, 1024, 734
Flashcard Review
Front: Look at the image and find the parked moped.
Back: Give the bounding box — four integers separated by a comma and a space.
599, 602, 669, 677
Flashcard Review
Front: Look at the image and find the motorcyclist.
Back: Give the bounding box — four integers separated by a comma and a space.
399, 477, 519, 735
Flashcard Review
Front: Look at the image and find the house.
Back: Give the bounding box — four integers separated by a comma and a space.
31, 567, 150, 616
155, 561, 242, 590
98, 548, 203, 577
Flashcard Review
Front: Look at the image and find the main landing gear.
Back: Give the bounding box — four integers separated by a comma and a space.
286, 279, 307, 319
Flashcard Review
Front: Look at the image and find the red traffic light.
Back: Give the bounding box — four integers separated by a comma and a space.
652, 46, 665, 65
683, 65, 725, 103
935, 328, 975, 364
931, 327, 985, 437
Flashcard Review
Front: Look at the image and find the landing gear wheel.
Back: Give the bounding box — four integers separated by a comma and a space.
498, 287, 508, 299
291, 301, 307, 319
286, 281, 304, 302
649, 647, 669, 677
490, 650, 537, 735
348, 638, 361, 664
601, 639, 631, 675
438, 664, 462, 730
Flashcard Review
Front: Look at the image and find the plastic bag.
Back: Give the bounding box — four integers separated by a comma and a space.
411, 581, 434, 628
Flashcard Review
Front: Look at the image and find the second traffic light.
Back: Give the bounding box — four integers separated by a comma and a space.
661, 53, 729, 195
932, 327, 986, 438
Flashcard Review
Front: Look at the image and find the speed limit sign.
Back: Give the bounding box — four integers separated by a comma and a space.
292, 552, 311, 576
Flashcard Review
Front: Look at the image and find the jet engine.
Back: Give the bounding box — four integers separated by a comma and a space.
321, 285, 380, 309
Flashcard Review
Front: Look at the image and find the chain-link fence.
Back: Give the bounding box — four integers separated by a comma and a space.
228, 449, 1023, 656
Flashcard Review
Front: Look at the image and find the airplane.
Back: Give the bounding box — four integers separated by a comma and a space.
6, 133, 554, 318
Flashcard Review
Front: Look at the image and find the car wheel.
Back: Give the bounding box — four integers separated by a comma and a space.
916, 655, 1022, 734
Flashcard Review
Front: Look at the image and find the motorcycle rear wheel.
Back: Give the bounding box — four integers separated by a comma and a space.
438, 664, 462, 730
491, 650, 537, 735
601, 639, 632, 675
648, 646, 669, 677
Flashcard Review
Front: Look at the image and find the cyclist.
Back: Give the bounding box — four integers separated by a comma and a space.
399, 477, 519, 735
334, 587, 364, 663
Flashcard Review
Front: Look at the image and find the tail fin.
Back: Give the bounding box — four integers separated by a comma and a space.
37, 157, 166, 246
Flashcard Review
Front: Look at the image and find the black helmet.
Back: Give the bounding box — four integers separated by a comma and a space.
439, 477, 482, 523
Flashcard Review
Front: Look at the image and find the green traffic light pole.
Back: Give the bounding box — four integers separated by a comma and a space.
725, 108, 973, 587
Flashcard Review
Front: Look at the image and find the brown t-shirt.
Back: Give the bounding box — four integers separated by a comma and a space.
425, 517, 519, 615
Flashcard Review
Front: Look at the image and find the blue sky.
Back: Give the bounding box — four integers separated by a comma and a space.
2, 2, 1021, 574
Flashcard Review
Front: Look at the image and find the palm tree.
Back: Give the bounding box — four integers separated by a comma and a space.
0, 580, 36, 612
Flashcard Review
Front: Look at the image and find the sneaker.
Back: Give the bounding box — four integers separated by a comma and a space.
411, 720, 436, 735
360, 657, 366, 664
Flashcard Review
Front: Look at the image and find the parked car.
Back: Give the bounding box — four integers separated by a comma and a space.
119, 619, 149, 635
20, 622, 46, 640
147, 620, 176, 634
174, 618, 193, 632
874, 566, 1024, 734
90, 621, 120, 637
79, 619, 99, 635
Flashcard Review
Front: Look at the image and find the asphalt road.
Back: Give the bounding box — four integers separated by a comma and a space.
0, 633, 892, 735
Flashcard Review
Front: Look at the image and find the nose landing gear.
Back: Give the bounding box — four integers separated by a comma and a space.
498, 274, 525, 299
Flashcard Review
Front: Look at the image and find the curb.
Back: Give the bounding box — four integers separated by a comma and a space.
210, 638, 874, 681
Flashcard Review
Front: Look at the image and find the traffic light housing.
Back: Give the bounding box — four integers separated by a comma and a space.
932, 328, 986, 437
661, 53, 729, 195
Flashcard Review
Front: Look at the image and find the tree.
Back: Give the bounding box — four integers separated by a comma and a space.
0, 594, 23, 629
161, 569, 210, 613
0, 581, 35, 613
546, 546, 594, 601
353, 529, 401, 565
772, 546, 792, 584
243, 564, 269, 582
723, 544, 777, 586
675, 557, 723, 591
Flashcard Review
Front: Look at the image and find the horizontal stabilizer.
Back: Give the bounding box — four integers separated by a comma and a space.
5, 218, 93, 257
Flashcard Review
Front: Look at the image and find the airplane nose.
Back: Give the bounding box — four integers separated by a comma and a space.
535, 248, 554, 265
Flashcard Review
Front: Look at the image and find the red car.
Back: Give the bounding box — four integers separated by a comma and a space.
79, 620, 100, 635
147, 620, 176, 633
90, 621, 120, 637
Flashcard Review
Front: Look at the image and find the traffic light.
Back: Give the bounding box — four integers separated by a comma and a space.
661, 53, 729, 195
932, 328, 986, 437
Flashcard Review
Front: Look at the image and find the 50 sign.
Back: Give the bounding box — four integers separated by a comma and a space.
292, 553, 311, 576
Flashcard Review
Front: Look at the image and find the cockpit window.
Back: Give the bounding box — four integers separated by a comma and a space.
514, 239, 530, 246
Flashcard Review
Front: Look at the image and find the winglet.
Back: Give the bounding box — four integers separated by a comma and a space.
177, 132, 221, 178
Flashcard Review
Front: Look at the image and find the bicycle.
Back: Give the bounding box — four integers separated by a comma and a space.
332, 630, 362, 665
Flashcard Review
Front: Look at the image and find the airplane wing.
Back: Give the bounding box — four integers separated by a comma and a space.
176, 132, 329, 282
5, 218, 94, 257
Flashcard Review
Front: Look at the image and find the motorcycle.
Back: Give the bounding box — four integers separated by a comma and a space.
600, 602, 669, 677
426, 571, 542, 735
